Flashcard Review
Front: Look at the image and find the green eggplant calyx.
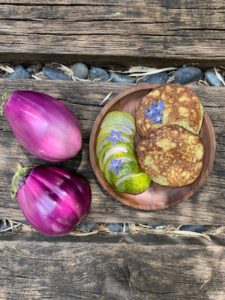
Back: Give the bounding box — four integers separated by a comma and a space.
0, 91, 11, 115
11, 164, 30, 198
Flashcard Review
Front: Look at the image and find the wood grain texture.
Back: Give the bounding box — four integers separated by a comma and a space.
0, 79, 224, 224
0, 1, 225, 64
0, 232, 225, 300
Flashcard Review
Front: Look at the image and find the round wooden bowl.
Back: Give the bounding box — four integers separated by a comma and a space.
89, 84, 216, 210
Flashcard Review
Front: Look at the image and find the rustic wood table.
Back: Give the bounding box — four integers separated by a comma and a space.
0, 1, 225, 299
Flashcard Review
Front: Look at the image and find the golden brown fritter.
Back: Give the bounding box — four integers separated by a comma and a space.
136, 125, 204, 187
136, 84, 204, 138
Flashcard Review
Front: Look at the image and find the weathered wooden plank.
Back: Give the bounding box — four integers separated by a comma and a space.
0, 80, 224, 224
0, 1, 225, 64
0, 232, 225, 300
1, 0, 225, 8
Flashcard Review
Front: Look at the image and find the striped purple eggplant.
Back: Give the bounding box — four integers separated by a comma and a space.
3, 90, 82, 162
12, 165, 91, 236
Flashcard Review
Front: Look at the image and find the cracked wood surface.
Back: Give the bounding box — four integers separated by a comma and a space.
0, 1, 225, 64
0, 233, 225, 300
0, 80, 224, 224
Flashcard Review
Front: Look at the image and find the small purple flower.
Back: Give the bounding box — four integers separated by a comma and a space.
145, 99, 164, 124
151, 101, 158, 108
107, 130, 124, 145
108, 159, 122, 175
157, 100, 164, 110
150, 113, 163, 124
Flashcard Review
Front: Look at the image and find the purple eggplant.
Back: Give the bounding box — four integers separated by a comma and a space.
3, 90, 82, 162
12, 165, 92, 236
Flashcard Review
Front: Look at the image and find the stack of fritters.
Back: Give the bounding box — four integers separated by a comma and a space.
136, 84, 204, 187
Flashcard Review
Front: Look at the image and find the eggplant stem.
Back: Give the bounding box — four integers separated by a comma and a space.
11, 164, 30, 198
0, 91, 10, 115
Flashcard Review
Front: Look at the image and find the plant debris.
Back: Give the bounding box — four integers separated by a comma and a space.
0, 63, 224, 87
100, 91, 113, 105
0, 219, 224, 239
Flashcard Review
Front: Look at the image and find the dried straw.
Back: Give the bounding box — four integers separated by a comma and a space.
214, 67, 225, 86
121, 66, 177, 77
0, 64, 14, 73
100, 92, 113, 105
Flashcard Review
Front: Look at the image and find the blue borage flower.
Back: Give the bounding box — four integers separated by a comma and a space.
108, 159, 122, 175
145, 99, 165, 124
107, 130, 124, 145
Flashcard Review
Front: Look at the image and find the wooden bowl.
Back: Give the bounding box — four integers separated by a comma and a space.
89, 84, 216, 210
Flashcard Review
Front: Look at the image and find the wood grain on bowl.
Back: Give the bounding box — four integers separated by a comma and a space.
89, 84, 216, 210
